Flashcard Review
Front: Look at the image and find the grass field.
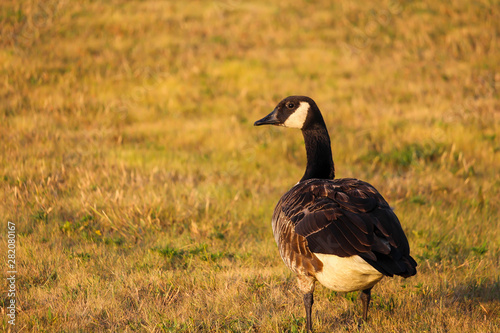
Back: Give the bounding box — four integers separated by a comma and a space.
1, 0, 499, 331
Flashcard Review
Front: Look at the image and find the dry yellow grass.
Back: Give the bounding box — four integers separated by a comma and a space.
1, 0, 499, 332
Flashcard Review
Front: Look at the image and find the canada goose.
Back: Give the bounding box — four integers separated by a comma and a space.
254, 96, 417, 331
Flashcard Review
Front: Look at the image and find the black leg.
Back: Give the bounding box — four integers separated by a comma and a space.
303, 292, 314, 332
359, 288, 372, 323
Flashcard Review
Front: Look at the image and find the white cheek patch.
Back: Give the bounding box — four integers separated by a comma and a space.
284, 102, 309, 129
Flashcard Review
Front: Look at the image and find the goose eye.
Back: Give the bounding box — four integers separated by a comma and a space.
286, 102, 295, 109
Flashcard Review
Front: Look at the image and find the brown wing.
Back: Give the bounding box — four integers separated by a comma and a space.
279, 178, 417, 278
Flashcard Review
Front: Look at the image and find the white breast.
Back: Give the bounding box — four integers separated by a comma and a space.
313, 253, 383, 292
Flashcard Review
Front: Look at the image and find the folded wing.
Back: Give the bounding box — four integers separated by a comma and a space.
279, 178, 417, 278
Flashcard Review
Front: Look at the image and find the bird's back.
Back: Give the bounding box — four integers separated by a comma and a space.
272, 178, 417, 280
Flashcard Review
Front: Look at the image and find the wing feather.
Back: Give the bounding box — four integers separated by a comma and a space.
278, 178, 417, 278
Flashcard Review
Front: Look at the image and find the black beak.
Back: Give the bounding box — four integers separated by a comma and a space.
254, 109, 280, 126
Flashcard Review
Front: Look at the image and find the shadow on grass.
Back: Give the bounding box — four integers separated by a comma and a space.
450, 278, 500, 302
420, 277, 500, 322
313, 277, 500, 332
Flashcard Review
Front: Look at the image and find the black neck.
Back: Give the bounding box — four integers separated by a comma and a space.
300, 125, 335, 181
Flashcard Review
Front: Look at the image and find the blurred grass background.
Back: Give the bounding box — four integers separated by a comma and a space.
0, 0, 499, 331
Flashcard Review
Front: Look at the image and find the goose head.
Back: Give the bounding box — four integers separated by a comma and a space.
254, 96, 323, 130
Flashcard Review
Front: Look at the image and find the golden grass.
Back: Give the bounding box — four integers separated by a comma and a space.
1, 0, 499, 331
